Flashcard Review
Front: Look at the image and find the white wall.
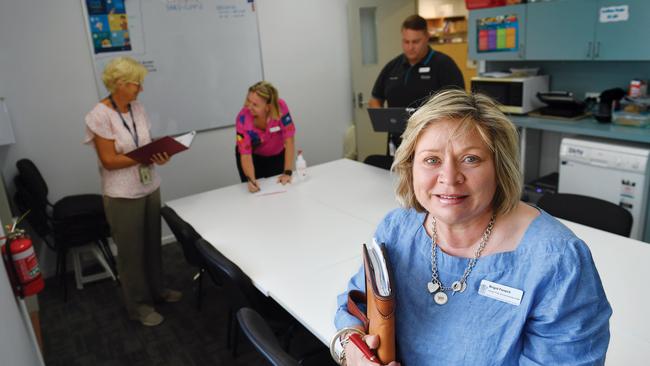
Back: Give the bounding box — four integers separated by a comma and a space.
0, 221, 44, 366
0, 0, 352, 222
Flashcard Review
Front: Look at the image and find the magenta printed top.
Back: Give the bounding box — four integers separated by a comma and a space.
235, 98, 296, 156
84, 101, 161, 199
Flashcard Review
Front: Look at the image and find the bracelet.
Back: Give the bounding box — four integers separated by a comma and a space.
329, 327, 365, 365
283, 169, 293, 176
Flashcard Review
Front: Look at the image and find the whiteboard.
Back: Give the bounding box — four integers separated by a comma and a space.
82, 0, 264, 137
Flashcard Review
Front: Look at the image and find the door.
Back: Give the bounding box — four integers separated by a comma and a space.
526, 0, 596, 61
595, 0, 650, 60
349, 0, 415, 162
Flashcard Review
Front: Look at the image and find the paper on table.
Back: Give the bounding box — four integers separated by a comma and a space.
252, 178, 289, 196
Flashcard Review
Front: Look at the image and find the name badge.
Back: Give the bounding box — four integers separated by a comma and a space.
139, 165, 153, 185
389, 76, 399, 80
420, 75, 431, 80
478, 279, 523, 306
419, 67, 430, 73
269, 126, 281, 133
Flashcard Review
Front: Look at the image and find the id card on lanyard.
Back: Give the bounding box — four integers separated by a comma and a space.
110, 96, 152, 185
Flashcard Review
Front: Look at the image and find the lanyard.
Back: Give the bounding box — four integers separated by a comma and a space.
109, 95, 139, 147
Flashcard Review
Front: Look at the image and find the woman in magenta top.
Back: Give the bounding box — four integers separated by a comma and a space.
235, 81, 296, 192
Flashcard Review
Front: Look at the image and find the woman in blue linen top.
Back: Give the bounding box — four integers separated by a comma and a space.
332, 90, 611, 366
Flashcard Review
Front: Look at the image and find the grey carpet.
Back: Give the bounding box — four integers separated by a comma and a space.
39, 242, 333, 366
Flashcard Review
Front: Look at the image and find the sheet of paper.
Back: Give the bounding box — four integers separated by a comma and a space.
252, 178, 289, 196
174, 130, 196, 147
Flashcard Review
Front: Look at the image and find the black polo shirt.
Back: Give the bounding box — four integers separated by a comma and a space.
371, 48, 465, 108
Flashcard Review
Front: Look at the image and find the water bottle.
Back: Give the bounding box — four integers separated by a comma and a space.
295, 150, 307, 180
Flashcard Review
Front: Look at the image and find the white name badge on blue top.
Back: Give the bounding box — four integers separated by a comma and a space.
419, 67, 430, 73
269, 126, 281, 133
478, 279, 523, 306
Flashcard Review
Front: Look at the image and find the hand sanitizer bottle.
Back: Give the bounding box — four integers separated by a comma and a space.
295, 150, 307, 180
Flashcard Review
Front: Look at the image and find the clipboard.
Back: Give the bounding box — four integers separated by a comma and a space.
126, 131, 195, 164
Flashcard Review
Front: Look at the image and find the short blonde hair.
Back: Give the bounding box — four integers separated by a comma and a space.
248, 81, 281, 120
392, 89, 522, 216
102, 57, 147, 94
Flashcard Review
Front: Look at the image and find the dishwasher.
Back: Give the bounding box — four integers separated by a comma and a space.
559, 137, 650, 240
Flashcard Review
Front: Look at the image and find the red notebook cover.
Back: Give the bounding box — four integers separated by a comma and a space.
126, 136, 188, 164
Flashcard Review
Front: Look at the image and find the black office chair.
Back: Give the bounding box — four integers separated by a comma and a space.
363, 155, 393, 171
537, 193, 633, 237
160, 206, 206, 310
237, 307, 301, 366
195, 238, 295, 357
12, 158, 115, 301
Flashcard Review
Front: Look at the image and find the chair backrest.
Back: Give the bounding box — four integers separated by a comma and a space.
13, 168, 50, 237
537, 193, 633, 237
160, 206, 202, 268
15, 159, 49, 204
195, 238, 260, 311
236, 307, 300, 366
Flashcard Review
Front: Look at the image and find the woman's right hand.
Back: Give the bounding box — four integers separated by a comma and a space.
247, 178, 260, 193
344, 334, 400, 366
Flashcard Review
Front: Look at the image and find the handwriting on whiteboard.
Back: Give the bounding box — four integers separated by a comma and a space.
166, 0, 203, 12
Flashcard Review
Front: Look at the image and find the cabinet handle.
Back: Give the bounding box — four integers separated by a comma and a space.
594, 41, 600, 58
587, 41, 592, 58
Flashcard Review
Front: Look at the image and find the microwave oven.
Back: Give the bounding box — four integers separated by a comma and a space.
471, 75, 549, 114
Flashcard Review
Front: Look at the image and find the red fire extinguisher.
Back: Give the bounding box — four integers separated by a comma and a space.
1, 228, 45, 297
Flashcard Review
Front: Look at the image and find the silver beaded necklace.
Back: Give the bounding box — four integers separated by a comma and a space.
426, 214, 496, 305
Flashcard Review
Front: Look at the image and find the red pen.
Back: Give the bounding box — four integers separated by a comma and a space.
349, 333, 379, 363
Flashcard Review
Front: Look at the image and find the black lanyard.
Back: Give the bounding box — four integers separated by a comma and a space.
109, 95, 139, 147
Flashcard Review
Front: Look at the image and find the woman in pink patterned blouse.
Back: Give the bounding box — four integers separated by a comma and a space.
235, 81, 296, 193
84, 57, 181, 327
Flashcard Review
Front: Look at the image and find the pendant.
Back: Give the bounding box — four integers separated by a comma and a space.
433, 291, 448, 305
451, 281, 463, 292
460, 282, 467, 293
427, 281, 440, 294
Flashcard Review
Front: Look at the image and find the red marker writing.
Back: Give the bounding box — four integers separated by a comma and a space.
349, 333, 379, 363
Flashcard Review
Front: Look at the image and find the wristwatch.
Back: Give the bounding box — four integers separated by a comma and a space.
283, 169, 293, 176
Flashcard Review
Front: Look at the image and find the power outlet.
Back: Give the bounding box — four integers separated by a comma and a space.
585, 92, 600, 102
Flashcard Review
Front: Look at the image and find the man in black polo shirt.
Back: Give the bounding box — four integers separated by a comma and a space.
369, 14, 464, 152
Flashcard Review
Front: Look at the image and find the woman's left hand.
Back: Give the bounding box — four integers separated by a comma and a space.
277, 173, 292, 185
151, 152, 171, 166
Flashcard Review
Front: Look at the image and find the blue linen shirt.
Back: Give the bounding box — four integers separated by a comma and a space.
335, 208, 611, 365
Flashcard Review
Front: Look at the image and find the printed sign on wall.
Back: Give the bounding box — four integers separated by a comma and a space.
477, 14, 518, 53
86, 0, 132, 54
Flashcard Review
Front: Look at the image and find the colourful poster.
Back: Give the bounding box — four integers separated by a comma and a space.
86, 0, 131, 54
476, 14, 518, 53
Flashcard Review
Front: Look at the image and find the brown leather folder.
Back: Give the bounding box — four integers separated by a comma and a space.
125, 136, 189, 164
347, 243, 396, 364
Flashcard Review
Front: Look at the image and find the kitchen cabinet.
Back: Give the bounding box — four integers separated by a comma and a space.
526, 0, 595, 60
469, 0, 650, 61
596, 0, 650, 60
468, 4, 526, 60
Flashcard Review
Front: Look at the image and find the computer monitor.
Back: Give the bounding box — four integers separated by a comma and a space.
367, 108, 414, 133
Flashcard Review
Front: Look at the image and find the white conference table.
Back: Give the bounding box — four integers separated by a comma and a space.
167, 158, 650, 365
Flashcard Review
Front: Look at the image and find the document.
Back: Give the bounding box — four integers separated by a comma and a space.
367, 238, 391, 296
126, 131, 195, 164
252, 178, 288, 196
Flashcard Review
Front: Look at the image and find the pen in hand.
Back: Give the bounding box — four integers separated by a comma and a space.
349, 333, 379, 363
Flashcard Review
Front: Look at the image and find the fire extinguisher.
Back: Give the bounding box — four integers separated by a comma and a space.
1, 228, 45, 298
